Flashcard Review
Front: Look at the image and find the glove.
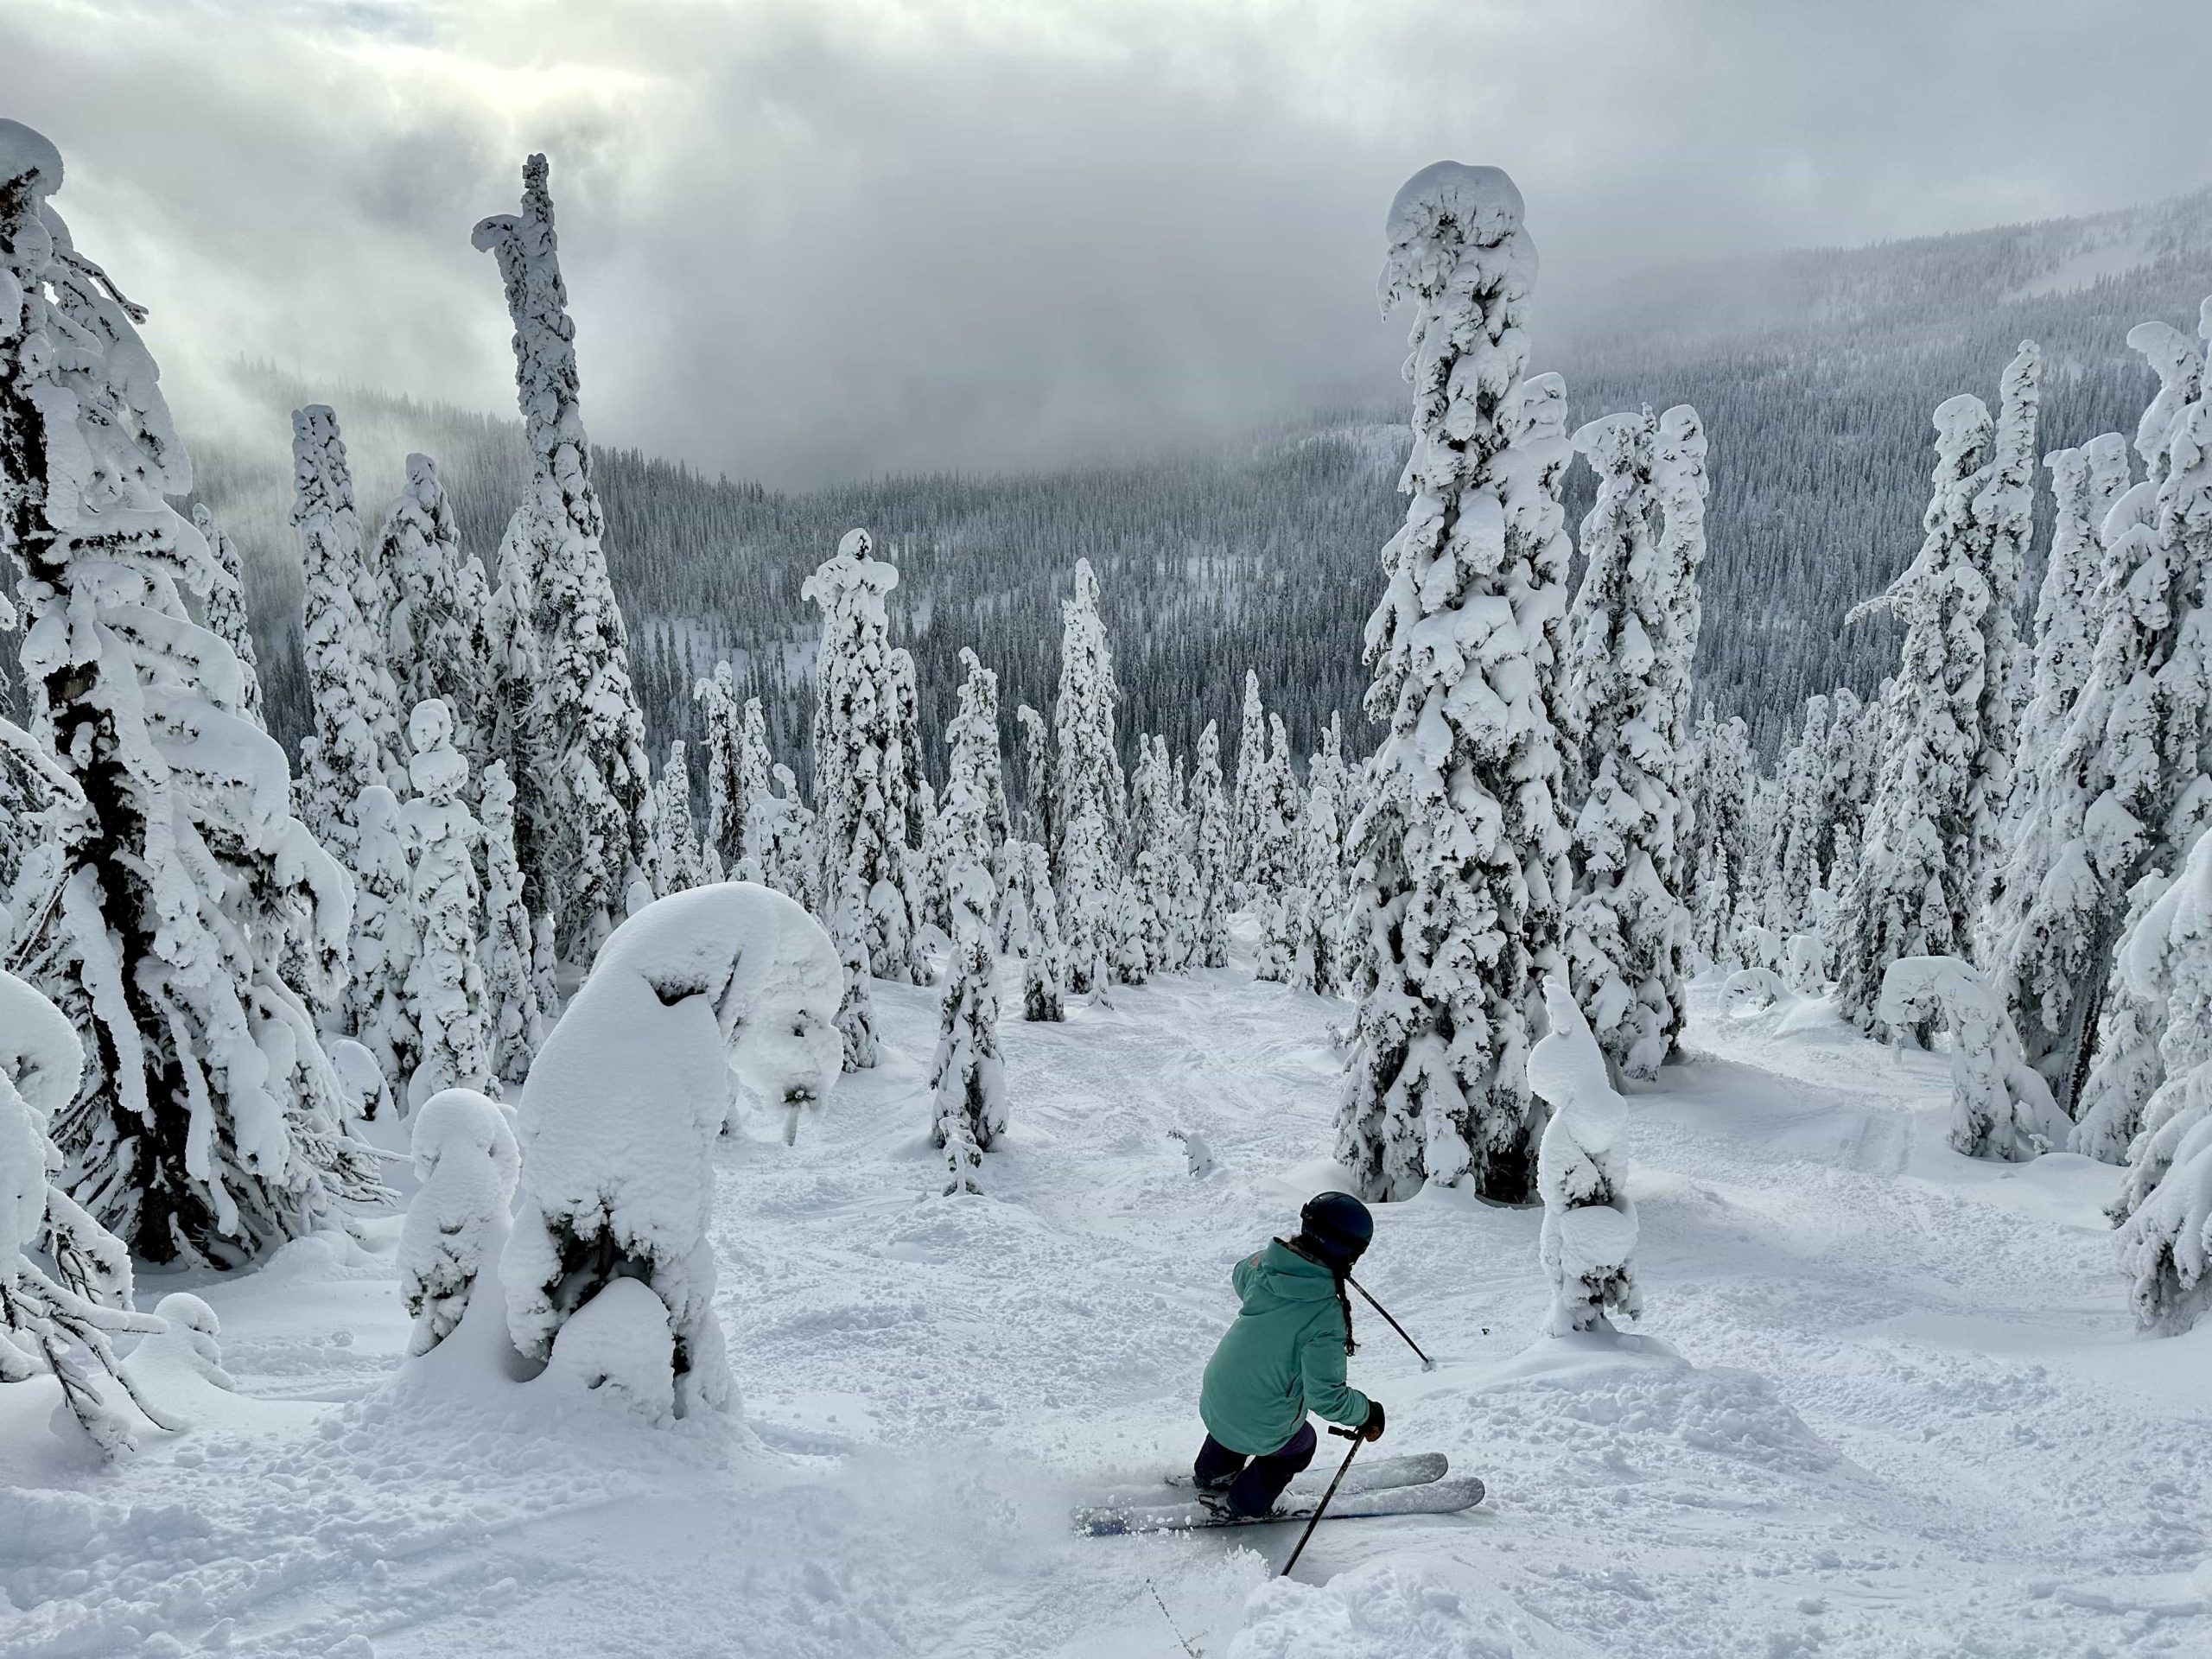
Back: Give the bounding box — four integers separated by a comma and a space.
1361, 1398, 1386, 1442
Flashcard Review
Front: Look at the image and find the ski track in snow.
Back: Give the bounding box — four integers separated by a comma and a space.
3, 961, 2209, 1658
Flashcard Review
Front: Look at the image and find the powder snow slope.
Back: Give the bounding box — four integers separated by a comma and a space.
2, 945, 2207, 1657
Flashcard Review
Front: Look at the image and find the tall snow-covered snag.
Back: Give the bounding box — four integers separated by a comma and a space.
473, 154, 658, 957
1993, 315, 2212, 1116
930, 652, 1008, 1190
1189, 721, 1232, 969
805, 529, 920, 982
1, 124, 379, 1263
1336, 162, 1571, 1205
1560, 404, 1704, 1077
190, 505, 267, 734
2110, 830, 2212, 1333
379, 454, 491, 776
1052, 557, 1127, 995
1835, 391, 2001, 1037
480, 760, 544, 1091
1251, 714, 1304, 983
1528, 976, 1640, 1338
293, 404, 392, 857
1878, 957, 2064, 1162
400, 1086, 519, 1357
402, 700, 492, 1110
0, 969, 175, 1452
501, 884, 840, 1420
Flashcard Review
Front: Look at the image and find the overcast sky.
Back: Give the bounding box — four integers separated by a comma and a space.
10, 0, 2212, 485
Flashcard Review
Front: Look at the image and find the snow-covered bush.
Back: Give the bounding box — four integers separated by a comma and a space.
1338, 162, 1571, 1204
1721, 967, 1789, 1017
401, 1088, 521, 1357
0, 969, 173, 1452
501, 884, 840, 1418
1877, 957, 2064, 1161
1529, 976, 1641, 1337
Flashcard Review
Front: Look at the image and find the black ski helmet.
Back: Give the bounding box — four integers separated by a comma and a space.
1298, 1191, 1374, 1270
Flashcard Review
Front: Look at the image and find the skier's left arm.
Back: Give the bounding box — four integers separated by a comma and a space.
1298, 1323, 1370, 1429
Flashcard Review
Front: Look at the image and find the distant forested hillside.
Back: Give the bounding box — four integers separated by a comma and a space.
45, 184, 2212, 776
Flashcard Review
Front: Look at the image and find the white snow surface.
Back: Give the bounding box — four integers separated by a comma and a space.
3, 961, 2207, 1656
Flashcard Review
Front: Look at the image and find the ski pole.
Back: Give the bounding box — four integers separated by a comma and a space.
1344, 1273, 1437, 1370
1281, 1426, 1362, 1579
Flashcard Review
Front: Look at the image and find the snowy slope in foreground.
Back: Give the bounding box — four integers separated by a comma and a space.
3, 959, 2208, 1657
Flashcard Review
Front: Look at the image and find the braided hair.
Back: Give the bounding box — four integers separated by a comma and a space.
1280, 1235, 1357, 1356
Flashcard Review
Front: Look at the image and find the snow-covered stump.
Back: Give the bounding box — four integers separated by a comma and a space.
500, 884, 840, 1421
1529, 976, 1642, 1338
1876, 957, 2063, 1162
402, 1089, 521, 1357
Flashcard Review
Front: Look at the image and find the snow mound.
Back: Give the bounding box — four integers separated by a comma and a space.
1230, 1558, 1515, 1659
1478, 1338, 1836, 1476
537, 1277, 678, 1427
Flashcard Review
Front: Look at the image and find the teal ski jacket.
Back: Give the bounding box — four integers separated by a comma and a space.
1198, 1239, 1370, 1456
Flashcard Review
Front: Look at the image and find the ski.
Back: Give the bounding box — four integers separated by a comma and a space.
1158, 1451, 1447, 1497
1076, 1472, 1484, 1537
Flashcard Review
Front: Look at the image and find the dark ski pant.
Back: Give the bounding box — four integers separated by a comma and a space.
1193, 1421, 1317, 1516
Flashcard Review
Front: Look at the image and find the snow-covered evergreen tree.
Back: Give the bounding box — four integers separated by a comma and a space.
828, 869, 880, 1071
2, 125, 379, 1262
480, 515, 552, 907
1052, 558, 1127, 995
1878, 956, 2065, 1161
929, 652, 1007, 1188
805, 529, 919, 982
1251, 714, 1303, 983
348, 784, 416, 1089
473, 155, 657, 957
379, 453, 490, 777
190, 505, 267, 734
1015, 702, 1053, 850
1296, 715, 1349, 994
2110, 830, 2212, 1332
1126, 734, 1185, 979
1232, 669, 1266, 895
1967, 342, 2042, 866
0, 968, 174, 1452
1337, 163, 1571, 1204
480, 760, 544, 1091
1013, 841, 1066, 1021
399, 1086, 519, 1356
1529, 976, 1641, 1337
1992, 316, 2212, 1110
1189, 721, 1232, 969
1685, 707, 1756, 969
293, 404, 391, 858
694, 662, 744, 881
402, 700, 492, 1110
1560, 403, 1705, 1077
652, 740, 702, 895
1835, 391, 2002, 1036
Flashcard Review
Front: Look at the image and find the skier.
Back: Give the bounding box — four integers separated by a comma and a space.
1192, 1192, 1386, 1518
